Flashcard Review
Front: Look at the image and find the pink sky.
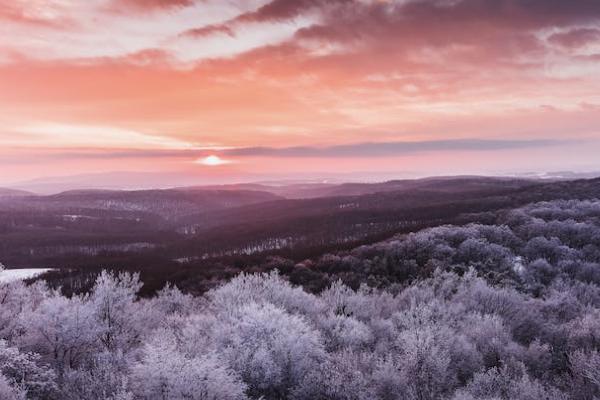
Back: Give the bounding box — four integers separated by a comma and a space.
1, 0, 600, 186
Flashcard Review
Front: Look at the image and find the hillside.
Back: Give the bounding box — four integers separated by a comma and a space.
0, 188, 282, 219
0, 188, 34, 197
0, 176, 598, 291
2, 176, 600, 281
177, 175, 537, 199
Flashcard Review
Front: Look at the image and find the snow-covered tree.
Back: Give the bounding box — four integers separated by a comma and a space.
0, 373, 26, 400
211, 302, 325, 399
0, 340, 57, 399
88, 271, 144, 352
131, 329, 247, 400
18, 294, 97, 385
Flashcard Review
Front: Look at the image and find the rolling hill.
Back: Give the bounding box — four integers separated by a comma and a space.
3, 175, 600, 283
0, 188, 34, 197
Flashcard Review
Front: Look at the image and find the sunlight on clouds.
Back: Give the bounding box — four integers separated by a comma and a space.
170, 17, 316, 63
0, 0, 262, 63
8, 0, 81, 22
0, 0, 310, 65
14, 123, 197, 149
196, 155, 233, 166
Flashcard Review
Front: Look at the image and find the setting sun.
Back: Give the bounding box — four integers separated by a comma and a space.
198, 155, 230, 166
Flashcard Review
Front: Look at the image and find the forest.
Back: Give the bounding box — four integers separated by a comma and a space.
1, 197, 600, 399
4, 176, 600, 294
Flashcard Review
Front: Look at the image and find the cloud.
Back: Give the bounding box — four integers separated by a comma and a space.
289, 0, 600, 54
220, 139, 569, 158
182, 0, 346, 38
20, 139, 570, 161
234, 0, 346, 23
0, 0, 76, 28
175, 0, 600, 91
110, 0, 196, 12
549, 28, 600, 49
184, 23, 236, 38
11, 123, 197, 150
184, 0, 600, 43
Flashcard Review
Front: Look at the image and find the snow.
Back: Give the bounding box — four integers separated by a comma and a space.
0, 268, 53, 284
512, 256, 525, 275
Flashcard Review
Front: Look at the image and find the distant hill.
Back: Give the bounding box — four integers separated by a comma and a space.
175, 176, 538, 231
166, 176, 600, 261
176, 182, 337, 199
0, 188, 282, 219
0, 188, 34, 197
4, 175, 600, 274
8, 170, 247, 194
178, 175, 536, 199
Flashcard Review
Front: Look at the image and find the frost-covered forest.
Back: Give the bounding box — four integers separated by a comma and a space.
2, 199, 600, 399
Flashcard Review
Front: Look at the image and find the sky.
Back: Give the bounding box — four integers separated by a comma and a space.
1, 0, 600, 188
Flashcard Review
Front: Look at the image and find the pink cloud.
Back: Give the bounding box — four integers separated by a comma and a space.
110, 0, 196, 12
549, 28, 600, 49
183, 23, 236, 38
0, 0, 76, 28
234, 0, 347, 23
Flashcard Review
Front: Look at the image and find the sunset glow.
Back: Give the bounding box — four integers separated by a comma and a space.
198, 155, 231, 166
1, 0, 600, 186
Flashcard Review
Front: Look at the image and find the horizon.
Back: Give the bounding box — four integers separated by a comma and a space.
4, 169, 600, 195
2, 0, 600, 184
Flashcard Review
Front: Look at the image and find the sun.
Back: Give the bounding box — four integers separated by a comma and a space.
197, 155, 230, 166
